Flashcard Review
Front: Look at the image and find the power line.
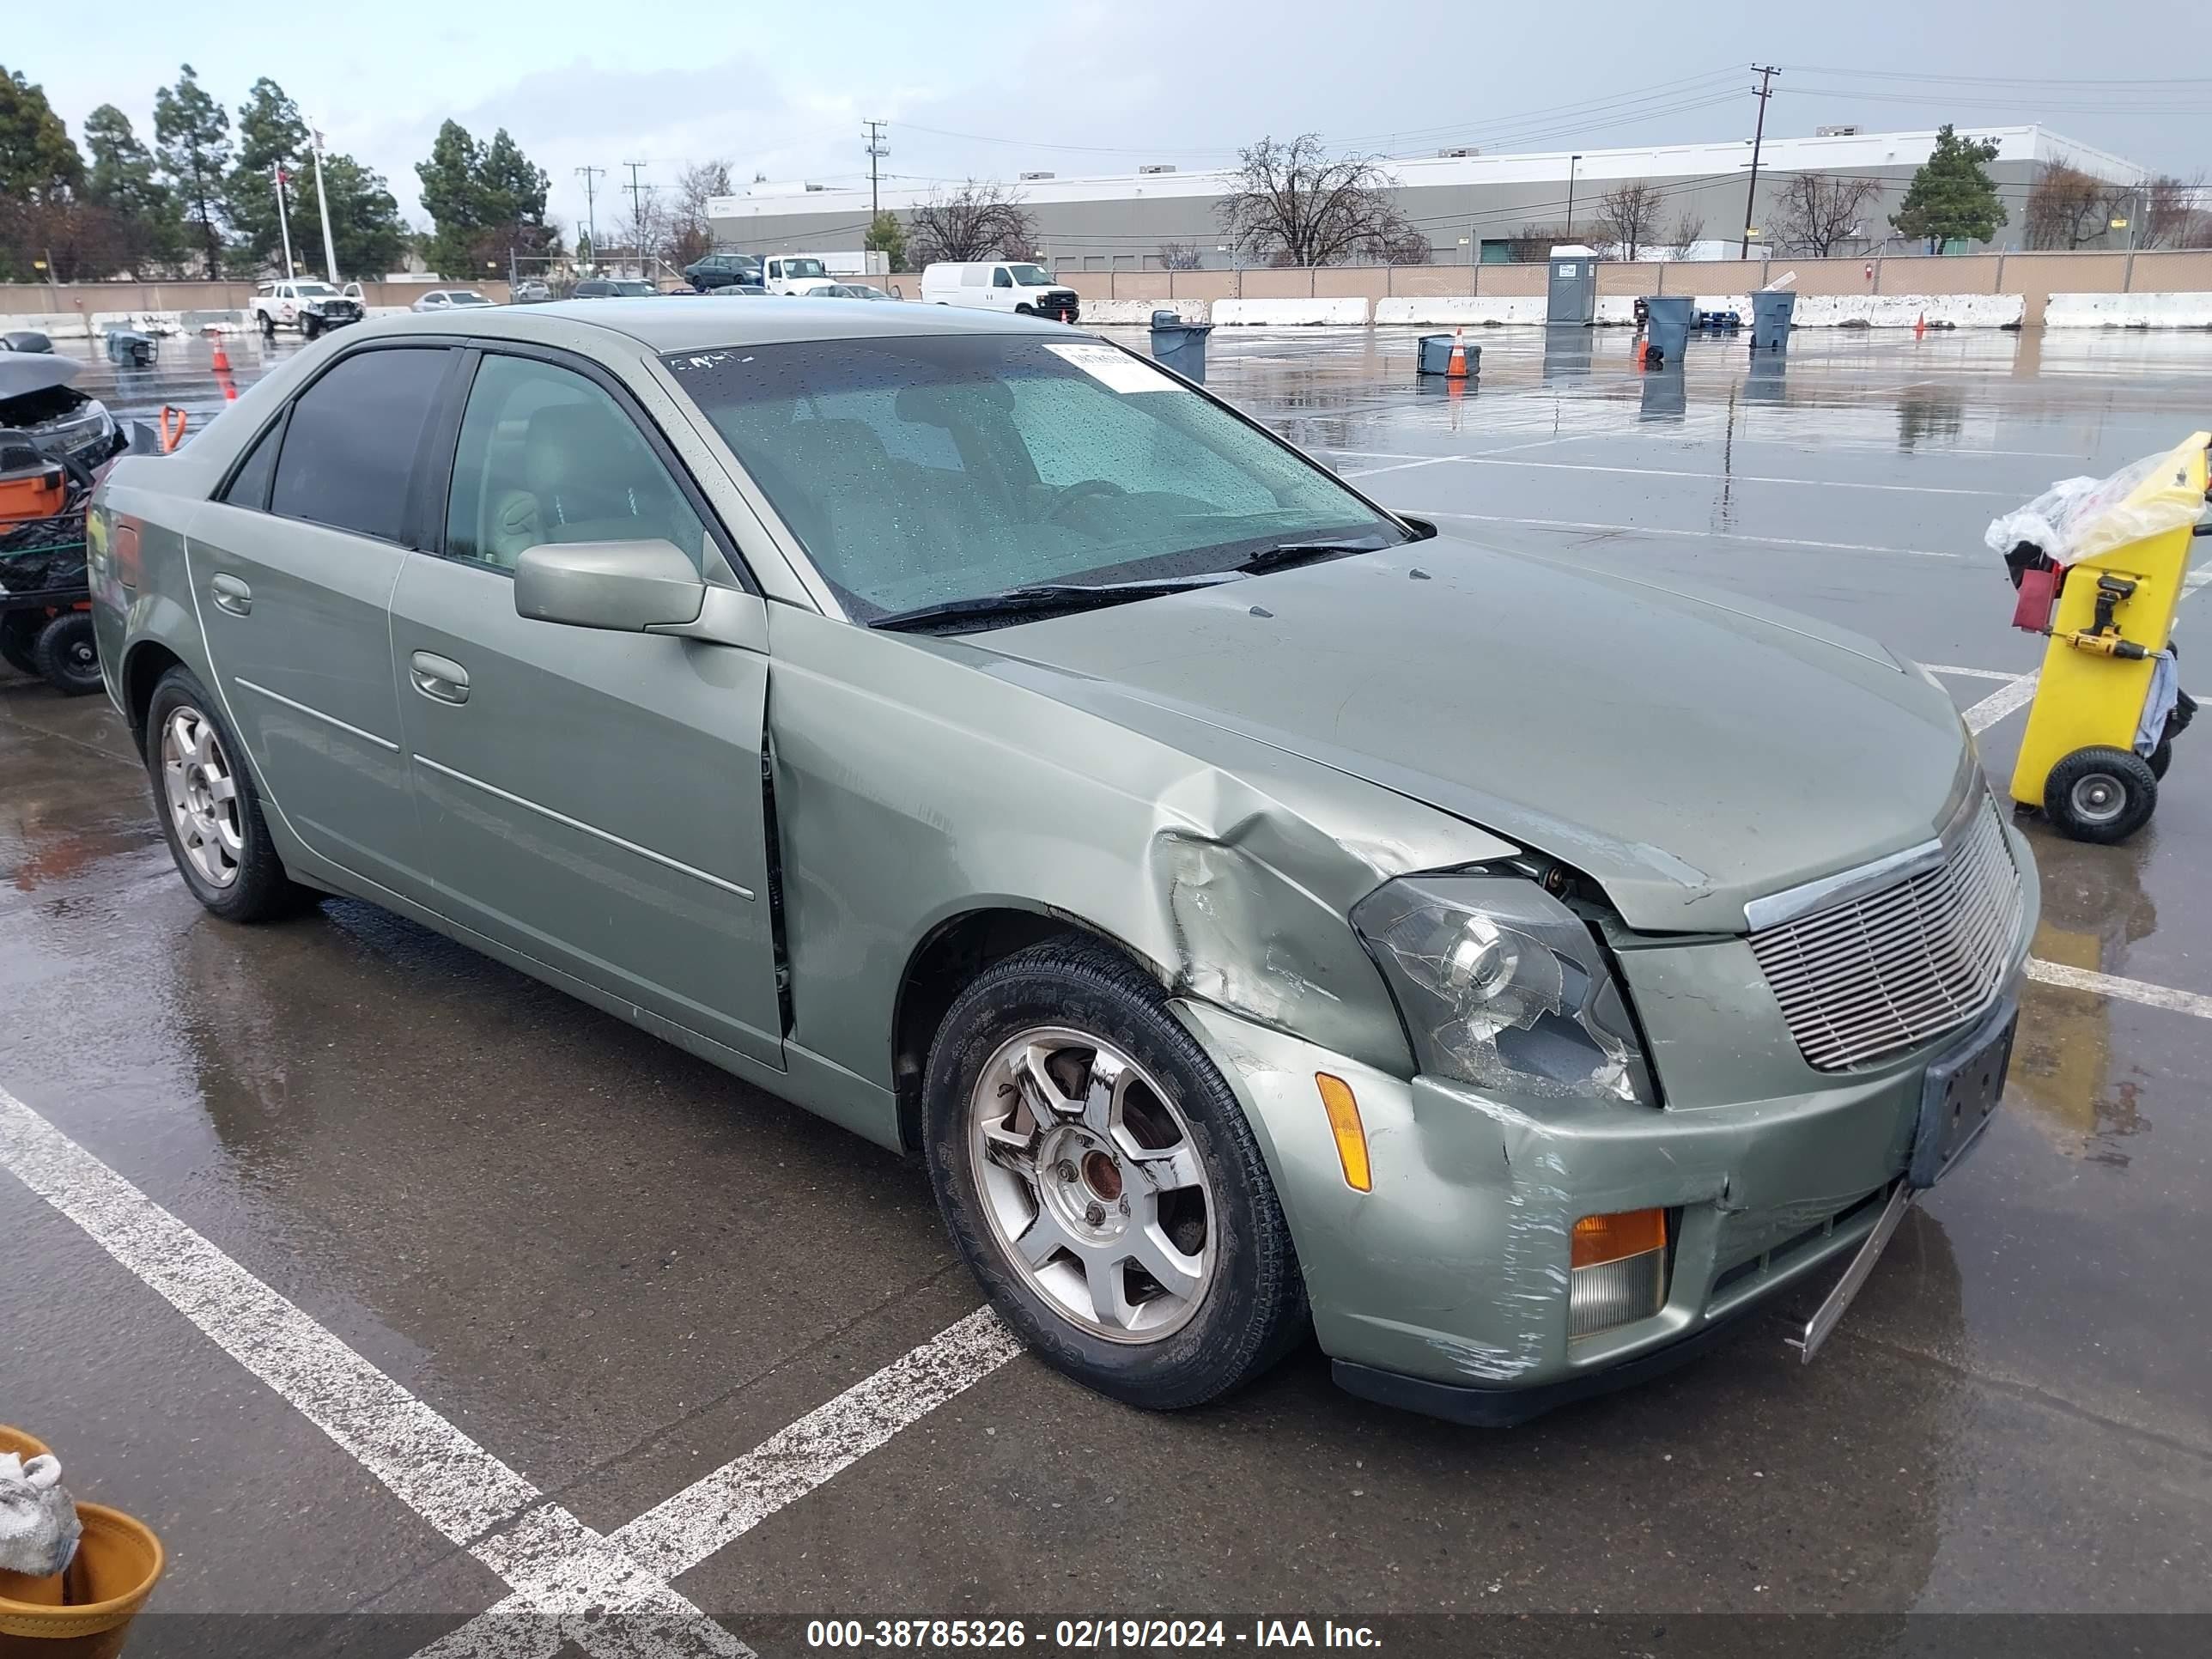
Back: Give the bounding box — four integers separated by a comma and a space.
1743, 66, 1779, 257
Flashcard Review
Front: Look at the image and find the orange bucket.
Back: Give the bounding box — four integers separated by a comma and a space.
0, 1430, 164, 1658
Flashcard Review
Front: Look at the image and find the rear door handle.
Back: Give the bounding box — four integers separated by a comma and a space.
210, 574, 252, 616
409, 651, 470, 705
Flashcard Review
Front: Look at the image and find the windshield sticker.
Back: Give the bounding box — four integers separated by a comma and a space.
1044, 342, 1174, 394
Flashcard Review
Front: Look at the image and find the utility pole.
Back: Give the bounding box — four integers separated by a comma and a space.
623, 161, 650, 276
864, 120, 888, 218
310, 128, 341, 283
1741, 65, 1779, 258
1566, 154, 1582, 231
575, 166, 605, 270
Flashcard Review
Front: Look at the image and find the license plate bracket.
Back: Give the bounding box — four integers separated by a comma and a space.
1908, 996, 2017, 1189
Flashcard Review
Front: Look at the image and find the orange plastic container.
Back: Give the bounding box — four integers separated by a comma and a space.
0, 1428, 165, 1659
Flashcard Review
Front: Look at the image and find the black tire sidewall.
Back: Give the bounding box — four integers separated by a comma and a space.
32, 613, 101, 696
921, 939, 1306, 1410
143, 666, 307, 921
1, 613, 40, 676
2045, 745, 2158, 843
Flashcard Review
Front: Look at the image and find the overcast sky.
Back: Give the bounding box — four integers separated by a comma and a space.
25, 2, 2210, 238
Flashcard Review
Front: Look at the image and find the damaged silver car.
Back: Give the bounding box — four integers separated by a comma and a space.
88, 302, 2037, 1424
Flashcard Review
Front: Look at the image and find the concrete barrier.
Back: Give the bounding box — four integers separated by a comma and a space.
1792, 294, 2025, 328
0, 313, 90, 339
1212, 297, 1370, 326
1080, 299, 1212, 325
1374, 296, 1545, 326
2045, 292, 2212, 329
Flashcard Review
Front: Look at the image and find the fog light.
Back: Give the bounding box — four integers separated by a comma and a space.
1568, 1208, 1668, 1339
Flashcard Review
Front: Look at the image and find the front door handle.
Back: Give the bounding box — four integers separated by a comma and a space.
210, 573, 252, 616
409, 650, 470, 705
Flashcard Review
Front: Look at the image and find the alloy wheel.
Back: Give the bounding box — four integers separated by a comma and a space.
161, 705, 245, 888
968, 1026, 1215, 1342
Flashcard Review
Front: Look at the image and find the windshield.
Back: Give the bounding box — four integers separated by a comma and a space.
295, 283, 337, 296
664, 334, 1401, 623
611, 280, 656, 295
1007, 264, 1054, 286
781, 258, 828, 278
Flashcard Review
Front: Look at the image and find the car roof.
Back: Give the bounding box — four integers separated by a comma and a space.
337, 297, 1072, 353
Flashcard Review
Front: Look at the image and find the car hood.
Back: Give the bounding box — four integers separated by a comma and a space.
970, 538, 1977, 933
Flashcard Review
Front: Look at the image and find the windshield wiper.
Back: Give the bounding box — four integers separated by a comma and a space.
1227, 537, 1396, 575
868, 574, 1238, 633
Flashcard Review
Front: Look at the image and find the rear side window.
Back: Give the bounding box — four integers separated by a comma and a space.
221, 421, 282, 509
270, 348, 450, 543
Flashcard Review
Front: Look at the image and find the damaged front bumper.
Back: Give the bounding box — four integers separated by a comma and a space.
1172, 834, 2039, 1425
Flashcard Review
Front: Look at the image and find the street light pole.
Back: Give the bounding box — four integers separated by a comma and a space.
272, 163, 296, 279
310, 128, 342, 282
1566, 154, 1581, 230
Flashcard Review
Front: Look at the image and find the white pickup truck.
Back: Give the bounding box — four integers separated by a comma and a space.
758, 256, 842, 296
249, 280, 365, 340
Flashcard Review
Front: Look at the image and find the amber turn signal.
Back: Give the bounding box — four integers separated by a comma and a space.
1315, 1073, 1370, 1193
1571, 1207, 1668, 1269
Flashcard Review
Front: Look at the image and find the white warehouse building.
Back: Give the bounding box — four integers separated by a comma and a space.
707, 125, 2146, 270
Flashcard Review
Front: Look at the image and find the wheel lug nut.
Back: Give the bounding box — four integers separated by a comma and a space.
1085, 1200, 1106, 1227
1056, 1160, 1078, 1183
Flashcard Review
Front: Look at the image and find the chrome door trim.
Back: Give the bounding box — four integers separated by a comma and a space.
233, 676, 401, 752
412, 754, 757, 901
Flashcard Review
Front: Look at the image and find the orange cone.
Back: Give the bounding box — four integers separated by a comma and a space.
1445, 328, 1468, 379
209, 334, 231, 374
1914, 312, 1927, 339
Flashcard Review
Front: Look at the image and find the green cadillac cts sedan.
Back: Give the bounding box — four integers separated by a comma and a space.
88, 301, 2037, 1424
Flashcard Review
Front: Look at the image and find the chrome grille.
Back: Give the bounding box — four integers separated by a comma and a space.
1751, 798, 2024, 1071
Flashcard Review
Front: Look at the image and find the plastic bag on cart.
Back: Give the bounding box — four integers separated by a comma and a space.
1986, 448, 2208, 575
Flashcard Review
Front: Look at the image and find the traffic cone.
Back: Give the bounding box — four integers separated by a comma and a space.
1914, 312, 1927, 339
1446, 329, 1468, 380
209, 334, 231, 374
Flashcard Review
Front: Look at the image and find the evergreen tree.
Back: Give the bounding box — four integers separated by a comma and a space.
153, 64, 232, 278
0, 64, 86, 281
223, 76, 311, 273
83, 104, 183, 276
415, 120, 552, 277
1892, 125, 2008, 252
865, 210, 907, 271
313, 153, 409, 281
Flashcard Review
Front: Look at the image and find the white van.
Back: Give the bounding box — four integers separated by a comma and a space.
920, 261, 1080, 322
760, 255, 842, 296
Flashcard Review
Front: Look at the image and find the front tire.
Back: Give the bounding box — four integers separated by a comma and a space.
144, 666, 313, 921
922, 936, 1306, 1410
301, 313, 322, 340
32, 612, 101, 696
2044, 744, 2157, 843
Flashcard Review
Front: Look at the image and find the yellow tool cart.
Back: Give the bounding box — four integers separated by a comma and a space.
1997, 432, 2209, 843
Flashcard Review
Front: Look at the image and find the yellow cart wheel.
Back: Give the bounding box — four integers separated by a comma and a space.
2044, 745, 2158, 843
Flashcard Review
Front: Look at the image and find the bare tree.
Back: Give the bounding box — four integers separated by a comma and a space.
1372, 215, 1433, 264
1157, 241, 1204, 270
1505, 223, 1571, 262
669, 159, 732, 267
1218, 133, 1416, 266
2024, 163, 2128, 251
2141, 173, 2208, 249
1593, 181, 1663, 261
908, 180, 1036, 264
1772, 173, 1881, 258
1663, 210, 1705, 259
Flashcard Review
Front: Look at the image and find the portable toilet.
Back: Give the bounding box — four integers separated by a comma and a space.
1546, 245, 1599, 325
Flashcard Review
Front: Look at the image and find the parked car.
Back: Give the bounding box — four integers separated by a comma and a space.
819, 283, 894, 301
411, 289, 497, 313
250, 280, 365, 340
513, 280, 552, 303
571, 279, 659, 299
921, 261, 1079, 322
710, 284, 770, 297
88, 303, 2034, 1425
683, 252, 763, 291
758, 255, 841, 296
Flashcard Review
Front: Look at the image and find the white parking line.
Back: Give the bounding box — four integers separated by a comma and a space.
2025, 958, 2212, 1020
428, 1309, 1023, 1658
0, 1088, 748, 1659
1964, 674, 2043, 734
1923, 665, 2025, 682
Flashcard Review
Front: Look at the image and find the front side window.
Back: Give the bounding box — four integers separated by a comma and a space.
991, 268, 1012, 289
444, 353, 705, 573
270, 347, 451, 542
665, 335, 1398, 622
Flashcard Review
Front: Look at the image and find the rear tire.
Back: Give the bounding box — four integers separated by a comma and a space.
144, 665, 314, 921
2044, 745, 2157, 843
921, 935, 1307, 1411
259, 312, 276, 339
32, 612, 101, 696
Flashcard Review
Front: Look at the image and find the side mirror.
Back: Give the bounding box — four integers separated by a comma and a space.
514, 539, 704, 632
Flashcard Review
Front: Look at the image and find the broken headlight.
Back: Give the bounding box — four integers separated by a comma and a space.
1350, 875, 1654, 1104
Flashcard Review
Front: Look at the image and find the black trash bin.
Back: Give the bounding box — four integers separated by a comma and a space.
1148, 310, 1213, 383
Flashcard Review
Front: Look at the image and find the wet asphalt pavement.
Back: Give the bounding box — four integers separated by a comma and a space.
4, 324, 2211, 1655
